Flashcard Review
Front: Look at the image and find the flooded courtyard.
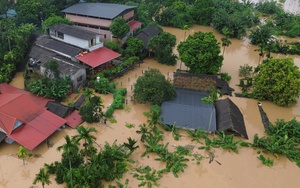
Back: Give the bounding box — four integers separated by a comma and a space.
1, 24, 300, 188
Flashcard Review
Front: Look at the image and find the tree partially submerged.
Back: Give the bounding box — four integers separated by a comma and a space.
250, 58, 300, 106
132, 68, 176, 105
177, 31, 223, 74
110, 17, 130, 42
79, 95, 104, 123
148, 32, 177, 65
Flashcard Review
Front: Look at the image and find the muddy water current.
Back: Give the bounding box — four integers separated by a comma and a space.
2, 25, 300, 188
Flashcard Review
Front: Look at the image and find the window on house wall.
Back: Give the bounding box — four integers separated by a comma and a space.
104, 34, 106, 38
57, 32, 64, 39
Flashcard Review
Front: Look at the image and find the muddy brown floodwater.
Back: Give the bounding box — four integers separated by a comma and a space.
2, 25, 300, 188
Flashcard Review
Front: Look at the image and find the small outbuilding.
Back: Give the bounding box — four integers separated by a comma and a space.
161, 88, 216, 132
215, 98, 248, 139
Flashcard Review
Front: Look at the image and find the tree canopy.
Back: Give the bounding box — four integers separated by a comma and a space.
132, 68, 176, 105
250, 58, 300, 106
110, 17, 130, 40
177, 31, 223, 74
148, 32, 177, 65
79, 95, 104, 123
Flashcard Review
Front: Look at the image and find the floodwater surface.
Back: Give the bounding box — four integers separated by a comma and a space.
1, 24, 300, 188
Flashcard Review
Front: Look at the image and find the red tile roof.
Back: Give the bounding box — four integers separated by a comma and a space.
128, 20, 142, 31
0, 112, 16, 135
75, 47, 121, 68
64, 110, 83, 128
8, 110, 66, 150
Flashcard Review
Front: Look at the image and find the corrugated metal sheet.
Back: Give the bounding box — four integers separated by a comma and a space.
8, 111, 66, 150
76, 47, 121, 68
0, 112, 17, 135
65, 110, 83, 128
215, 98, 248, 139
128, 21, 142, 31
161, 88, 216, 132
51, 24, 98, 40
62, 3, 136, 20
0, 83, 51, 107
0, 94, 44, 123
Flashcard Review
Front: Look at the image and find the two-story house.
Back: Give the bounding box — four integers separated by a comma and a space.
49, 24, 103, 51
62, 3, 142, 42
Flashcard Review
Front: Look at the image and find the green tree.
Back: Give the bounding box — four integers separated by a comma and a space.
57, 135, 81, 188
73, 125, 98, 159
42, 15, 73, 33
143, 105, 162, 128
33, 168, 51, 188
148, 32, 177, 65
17, 146, 28, 165
79, 95, 104, 123
177, 31, 223, 74
221, 28, 232, 57
189, 0, 214, 26
15, 0, 43, 24
132, 68, 176, 105
124, 36, 144, 58
251, 58, 300, 106
110, 17, 130, 42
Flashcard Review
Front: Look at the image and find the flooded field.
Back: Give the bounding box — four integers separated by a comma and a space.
2, 24, 300, 188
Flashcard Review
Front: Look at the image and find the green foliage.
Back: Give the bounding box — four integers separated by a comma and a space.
27, 76, 71, 101
143, 105, 162, 128
249, 25, 274, 46
123, 137, 139, 153
257, 155, 274, 167
239, 64, 253, 78
42, 15, 73, 32
201, 87, 221, 104
110, 17, 130, 40
92, 77, 117, 94
177, 31, 223, 74
33, 168, 51, 188
15, 0, 43, 24
44, 60, 59, 78
255, 1, 283, 15
17, 146, 28, 165
193, 131, 245, 154
252, 118, 300, 167
79, 95, 104, 123
190, 0, 214, 25
105, 88, 127, 118
133, 68, 176, 105
148, 32, 177, 65
220, 72, 231, 82
124, 37, 144, 58
125, 122, 135, 128
104, 41, 122, 53
250, 58, 300, 106
133, 166, 162, 188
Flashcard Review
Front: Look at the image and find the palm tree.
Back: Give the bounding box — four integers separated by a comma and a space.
57, 135, 79, 188
17, 146, 28, 165
73, 125, 98, 159
221, 28, 232, 57
255, 44, 266, 64
33, 168, 51, 188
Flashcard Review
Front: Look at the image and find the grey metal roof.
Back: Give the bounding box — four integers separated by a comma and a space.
46, 101, 73, 118
62, 3, 136, 20
161, 88, 216, 132
215, 98, 248, 139
136, 26, 161, 49
35, 35, 82, 57
29, 44, 86, 76
51, 24, 98, 40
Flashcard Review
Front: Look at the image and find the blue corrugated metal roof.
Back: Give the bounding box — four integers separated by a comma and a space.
161, 88, 216, 132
